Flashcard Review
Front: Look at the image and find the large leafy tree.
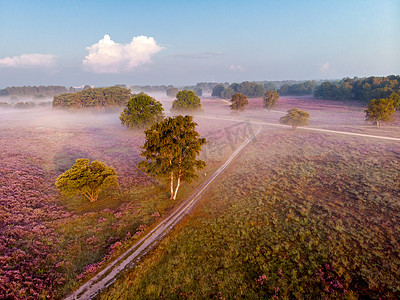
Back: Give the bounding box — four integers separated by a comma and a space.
171, 90, 202, 111
230, 93, 248, 112
279, 108, 310, 130
263, 90, 280, 110
52, 86, 132, 109
55, 159, 118, 202
139, 115, 206, 200
120, 94, 164, 129
365, 98, 395, 127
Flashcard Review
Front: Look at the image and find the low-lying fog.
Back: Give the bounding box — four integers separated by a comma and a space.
1, 95, 399, 139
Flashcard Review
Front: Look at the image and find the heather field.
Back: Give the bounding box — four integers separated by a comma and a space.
0, 106, 236, 299
100, 129, 400, 299
1, 96, 400, 299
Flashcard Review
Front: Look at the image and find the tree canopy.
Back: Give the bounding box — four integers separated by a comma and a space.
52, 86, 132, 109
171, 90, 202, 111
279, 81, 317, 96
263, 90, 279, 110
279, 108, 310, 130
120, 94, 164, 129
365, 98, 395, 127
314, 76, 400, 102
55, 159, 118, 202
211, 84, 225, 97
212, 81, 266, 99
138, 115, 206, 200
230, 93, 248, 112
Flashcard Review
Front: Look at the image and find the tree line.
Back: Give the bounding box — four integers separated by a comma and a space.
314, 76, 400, 102
0, 85, 69, 98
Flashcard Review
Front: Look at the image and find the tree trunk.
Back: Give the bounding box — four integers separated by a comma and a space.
170, 171, 174, 199
173, 176, 181, 200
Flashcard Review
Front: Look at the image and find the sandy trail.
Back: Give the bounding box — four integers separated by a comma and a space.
197, 114, 400, 142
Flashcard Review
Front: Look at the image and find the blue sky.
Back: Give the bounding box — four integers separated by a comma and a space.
0, 0, 399, 87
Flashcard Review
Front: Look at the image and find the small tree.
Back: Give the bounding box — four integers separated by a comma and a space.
139, 115, 206, 200
56, 159, 118, 202
120, 94, 164, 129
171, 90, 202, 111
263, 90, 279, 110
365, 98, 395, 127
230, 93, 248, 112
280, 108, 310, 130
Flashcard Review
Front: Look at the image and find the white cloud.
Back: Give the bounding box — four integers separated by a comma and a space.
0, 54, 57, 68
320, 62, 330, 72
82, 34, 164, 73
230, 64, 244, 72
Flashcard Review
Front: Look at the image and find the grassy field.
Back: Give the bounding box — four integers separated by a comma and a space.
99, 129, 400, 299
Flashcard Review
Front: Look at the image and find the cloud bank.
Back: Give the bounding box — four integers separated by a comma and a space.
230, 64, 244, 72
82, 34, 163, 73
0, 54, 57, 68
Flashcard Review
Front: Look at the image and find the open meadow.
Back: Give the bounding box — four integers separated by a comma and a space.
99, 119, 400, 299
0, 95, 399, 299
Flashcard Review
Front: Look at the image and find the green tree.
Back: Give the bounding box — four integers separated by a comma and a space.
365, 98, 395, 127
211, 84, 225, 97
120, 94, 164, 129
389, 93, 400, 110
171, 90, 202, 111
52, 86, 132, 109
230, 93, 248, 112
166, 87, 179, 98
139, 115, 206, 200
263, 90, 280, 110
55, 159, 118, 202
279, 108, 310, 130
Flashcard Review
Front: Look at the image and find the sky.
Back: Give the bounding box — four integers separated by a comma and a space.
0, 0, 399, 87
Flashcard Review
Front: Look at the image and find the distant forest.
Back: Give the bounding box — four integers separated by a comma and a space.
1, 75, 398, 106
0, 86, 69, 98
314, 76, 400, 102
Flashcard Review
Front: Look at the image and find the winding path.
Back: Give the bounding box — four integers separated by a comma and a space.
65, 127, 262, 300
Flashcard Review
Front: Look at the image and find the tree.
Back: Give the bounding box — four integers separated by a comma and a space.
138, 115, 206, 200
120, 94, 164, 129
365, 98, 395, 127
230, 93, 248, 112
279, 108, 310, 130
166, 87, 179, 98
211, 84, 225, 97
55, 159, 118, 202
52, 86, 132, 109
263, 90, 279, 110
221, 87, 235, 99
390, 93, 400, 110
193, 87, 203, 97
171, 90, 202, 111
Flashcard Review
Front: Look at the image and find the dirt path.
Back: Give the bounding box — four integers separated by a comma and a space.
198, 115, 400, 142
64, 127, 262, 300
